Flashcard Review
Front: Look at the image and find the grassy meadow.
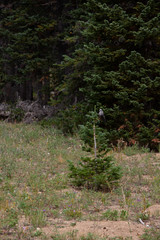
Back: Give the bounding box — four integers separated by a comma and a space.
0, 122, 160, 240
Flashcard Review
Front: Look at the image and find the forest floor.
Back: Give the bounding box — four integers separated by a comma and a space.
0, 122, 160, 240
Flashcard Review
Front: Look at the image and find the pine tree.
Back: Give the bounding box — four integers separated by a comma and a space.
0, 0, 59, 103
59, 0, 160, 149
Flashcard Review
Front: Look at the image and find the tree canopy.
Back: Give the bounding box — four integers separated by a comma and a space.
0, 0, 160, 149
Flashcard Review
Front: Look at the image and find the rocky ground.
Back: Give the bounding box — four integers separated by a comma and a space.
0, 100, 57, 124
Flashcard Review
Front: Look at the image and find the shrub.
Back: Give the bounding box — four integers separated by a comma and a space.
53, 104, 88, 134
9, 106, 24, 122
68, 156, 122, 191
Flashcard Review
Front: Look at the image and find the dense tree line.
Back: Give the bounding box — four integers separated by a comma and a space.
0, 0, 160, 149
0, 0, 64, 102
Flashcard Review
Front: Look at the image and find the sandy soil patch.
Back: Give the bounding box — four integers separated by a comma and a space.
145, 205, 160, 217
42, 220, 146, 239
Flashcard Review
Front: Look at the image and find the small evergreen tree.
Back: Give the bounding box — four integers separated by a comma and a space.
68, 107, 122, 191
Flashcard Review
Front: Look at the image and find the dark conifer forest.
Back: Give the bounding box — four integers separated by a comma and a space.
0, 0, 160, 149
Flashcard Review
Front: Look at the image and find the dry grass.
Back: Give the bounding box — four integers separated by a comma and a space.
0, 122, 160, 240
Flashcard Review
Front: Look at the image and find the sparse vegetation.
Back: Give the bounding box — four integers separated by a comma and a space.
141, 228, 160, 240
102, 209, 128, 221
0, 122, 160, 239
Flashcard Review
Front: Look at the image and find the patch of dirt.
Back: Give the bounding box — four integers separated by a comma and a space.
142, 175, 154, 181
42, 220, 146, 239
40, 206, 160, 239
144, 205, 160, 217
154, 153, 160, 160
